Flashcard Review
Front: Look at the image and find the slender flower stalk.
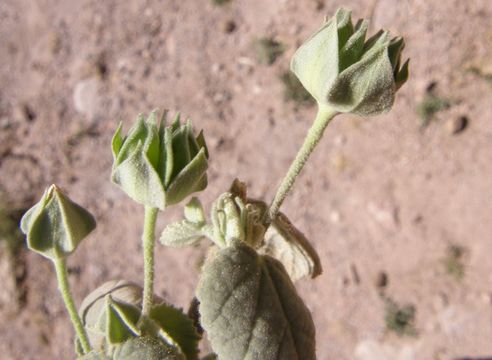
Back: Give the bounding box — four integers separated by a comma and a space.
141, 206, 159, 316
268, 105, 338, 221
53, 257, 92, 354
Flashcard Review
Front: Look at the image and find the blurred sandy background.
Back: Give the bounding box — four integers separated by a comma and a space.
0, 0, 491, 359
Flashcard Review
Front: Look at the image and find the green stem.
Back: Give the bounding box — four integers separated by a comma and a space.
53, 257, 91, 354
142, 206, 159, 316
268, 105, 338, 221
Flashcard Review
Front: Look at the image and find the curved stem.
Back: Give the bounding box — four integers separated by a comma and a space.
141, 206, 159, 316
53, 257, 91, 354
268, 105, 338, 221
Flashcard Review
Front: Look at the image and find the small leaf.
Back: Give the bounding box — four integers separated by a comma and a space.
166, 148, 208, 206
197, 244, 316, 360
184, 197, 206, 224
112, 336, 185, 360
195, 130, 209, 158
150, 303, 201, 360
160, 221, 204, 247
104, 296, 141, 345
111, 141, 167, 209
259, 213, 322, 281
111, 123, 124, 161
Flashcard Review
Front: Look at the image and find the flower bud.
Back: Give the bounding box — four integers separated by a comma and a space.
111, 110, 208, 210
20, 185, 96, 260
79, 280, 198, 359
211, 180, 267, 248
291, 8, 409, 116
79, 280, 147, 350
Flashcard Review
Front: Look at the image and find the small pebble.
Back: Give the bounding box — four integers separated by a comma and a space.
329, 210, 341, 223
376, 271, 388, 289
222, 19, 236, 33
480, 292, 492, 304
14, 103, 36, 122
73, 77, 102, 118
446, 115, 468, 134
0, 117, 11, 129
350, 264, 360, 284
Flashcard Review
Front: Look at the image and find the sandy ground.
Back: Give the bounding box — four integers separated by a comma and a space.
0, 0, 491, 359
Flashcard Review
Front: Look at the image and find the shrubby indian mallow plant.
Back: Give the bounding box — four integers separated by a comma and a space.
19, 8, 408, 360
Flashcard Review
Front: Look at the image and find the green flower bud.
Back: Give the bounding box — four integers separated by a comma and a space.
291, 8, 409, 116
79, 280, 199, 359
20, 185, 96, 260
211, 179, 268, 248
79, 280, 147, 350
111, 110, 209, 210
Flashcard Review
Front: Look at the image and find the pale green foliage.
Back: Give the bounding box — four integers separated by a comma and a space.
291, 8, 408, 115
161, 180, 321, 283
196, 244, 316, 360
18, 6, 409, 359
210, 191, 267, 249
111, 111, 208, 210
160, 197, 210, 247
111, 337, 184, 360
79, 337, 185, 360
79, 280, 146, 352
160, 220, 207, 247
78, 280, 199, 359
150, 303, 201, 360
161, 181, 269, 249
184, 197, 206, 224
20, 185, 95, 260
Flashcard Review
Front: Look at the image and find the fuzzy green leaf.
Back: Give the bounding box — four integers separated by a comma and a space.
196, 245, 316, 360
165, 148, 208, 206
150, 303, 201, 360
112, 337, 185, 360
160, 220, 205, 247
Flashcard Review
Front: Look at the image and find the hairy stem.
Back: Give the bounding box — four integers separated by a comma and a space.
53, 257, 91, 354
142, 206, 159, 316
268, 105, 338, 221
